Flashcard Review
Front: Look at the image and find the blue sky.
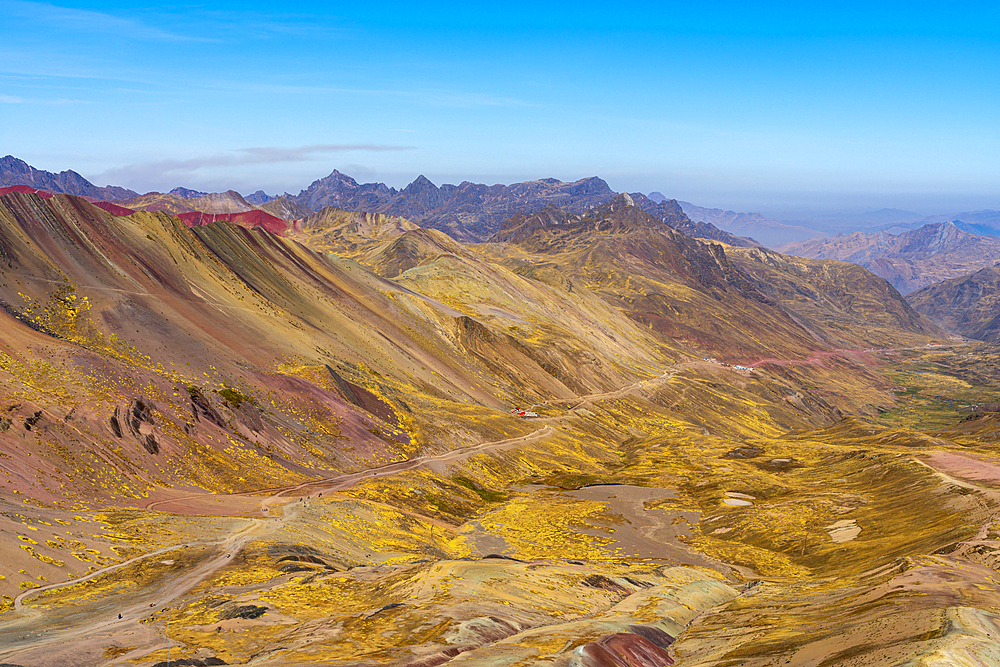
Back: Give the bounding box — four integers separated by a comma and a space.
1, 1, 998, 216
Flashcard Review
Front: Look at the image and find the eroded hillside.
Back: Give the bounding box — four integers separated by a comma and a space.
1, 190, 999, 667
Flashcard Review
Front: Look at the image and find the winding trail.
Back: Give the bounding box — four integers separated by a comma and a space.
912, 453, 1000, 500
0, 507, 297, 661
0, 425, 556, 662
146, 425, 553, 513
1, 341, 968, 662
542, 362, 700, 412
747, 342, 969, 369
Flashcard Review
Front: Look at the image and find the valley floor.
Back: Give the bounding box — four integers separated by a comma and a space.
3, 344, 1000, 667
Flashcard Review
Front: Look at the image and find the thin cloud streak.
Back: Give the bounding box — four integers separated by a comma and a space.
0, 91, 91, 104
2, 0, 213, 43
94, 145, 416, 186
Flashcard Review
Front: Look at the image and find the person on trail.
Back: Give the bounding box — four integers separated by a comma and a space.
118, 613, 122, 619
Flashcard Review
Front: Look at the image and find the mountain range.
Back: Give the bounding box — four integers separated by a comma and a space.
0, 155, 137, 201
678, 201, 820, 246
0, 157, 759, 248
778, 221, 1000, 294
6, 176, 1000, 667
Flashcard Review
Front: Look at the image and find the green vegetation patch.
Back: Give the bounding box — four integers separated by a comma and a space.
878, 347, 1000, 430
452, 475, 506, 502
218, 386, 255, 408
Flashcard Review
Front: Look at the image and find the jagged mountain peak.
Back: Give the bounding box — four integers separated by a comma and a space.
169, 186, 209, 198
407, 174, 438, 188
591, 192, 640, 216
398, 175, 442, 198
294, 169, 395, 212
0, 154, 138, 201
245, 189, 276, 205
492, 194, 673, 245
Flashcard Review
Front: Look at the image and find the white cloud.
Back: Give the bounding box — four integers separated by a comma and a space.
94, 144, 416, 185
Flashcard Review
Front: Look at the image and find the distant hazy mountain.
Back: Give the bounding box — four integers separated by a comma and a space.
907, 263, 1000, 342
678, 201, 820, 247
858, 208, 924, 223
169, 186, 209, 198
775, 208, 926, 235
924, 209, 1000, 228
245, 190, 276, 205
629, 193, 762, 247
0, 155, 137, 201
289, 172, 618, 242
953, 220, 1000, 237
121, 189, 256, 215
779, 222, 1000, 294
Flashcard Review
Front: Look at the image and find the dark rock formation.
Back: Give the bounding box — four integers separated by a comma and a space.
187, 387, 226, 428
0, 155, 137, 201
23, 410, 42, 431
290, 171, 616, 241
220, 604, 267, 620
151, 658, 226, 667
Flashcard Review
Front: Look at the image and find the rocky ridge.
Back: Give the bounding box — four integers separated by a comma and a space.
0, 155, 137, 201
907, 263, 1000, 342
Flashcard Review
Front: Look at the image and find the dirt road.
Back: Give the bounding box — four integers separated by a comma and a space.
146, 425, 553, 514
0, 425, 556, 662
0, 506, 297, 662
